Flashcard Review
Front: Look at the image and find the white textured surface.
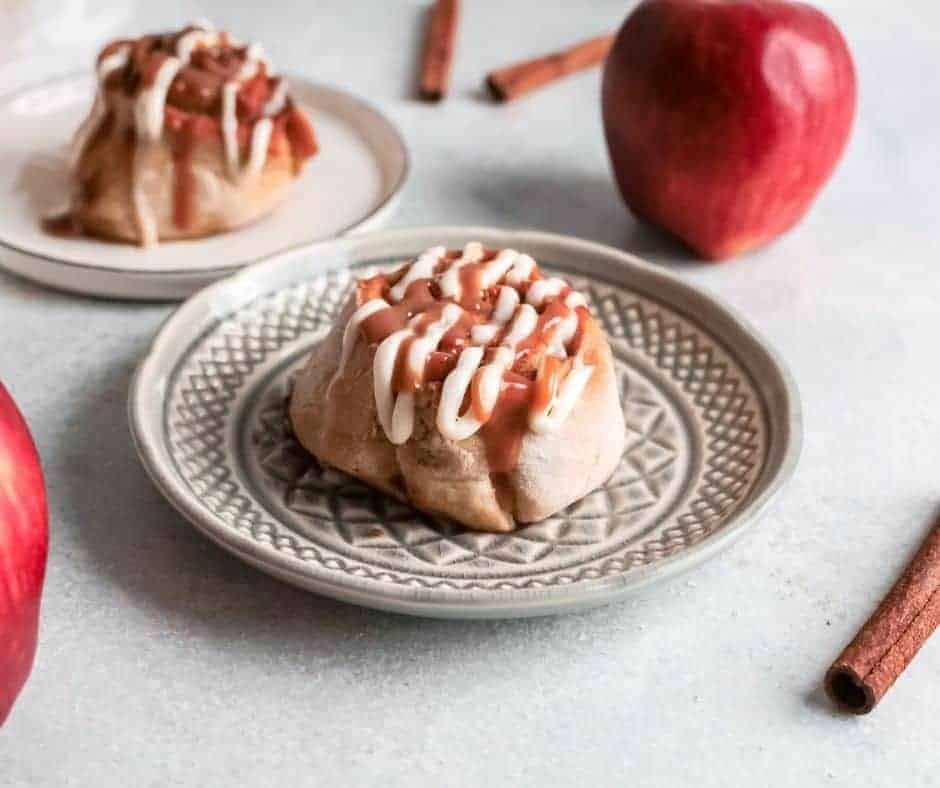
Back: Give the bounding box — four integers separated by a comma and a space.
1, 0, 938, 785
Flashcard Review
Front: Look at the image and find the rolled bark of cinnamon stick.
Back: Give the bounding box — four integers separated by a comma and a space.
419, 0, 459, 101
825, 514, 940, 714
486, 34, 615, 103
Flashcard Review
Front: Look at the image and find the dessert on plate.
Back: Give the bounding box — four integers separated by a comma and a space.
289, 243, 626, 533
66, 22, 318, 246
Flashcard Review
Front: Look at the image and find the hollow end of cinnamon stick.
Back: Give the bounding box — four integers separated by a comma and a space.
418, 0, 458, 102
824, 665, 877, 715
485, 33, 615, 103
485, 75, 508, 102
823, 512, 940, 715
420, 87, 445, 103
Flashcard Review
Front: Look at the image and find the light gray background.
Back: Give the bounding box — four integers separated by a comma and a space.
1, 1, 938, 785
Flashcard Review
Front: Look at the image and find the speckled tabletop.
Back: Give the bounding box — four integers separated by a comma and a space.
2, 1, 939, 785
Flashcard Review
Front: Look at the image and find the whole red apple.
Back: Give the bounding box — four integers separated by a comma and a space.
602, 0, 856, 260
0, 382, 47, 726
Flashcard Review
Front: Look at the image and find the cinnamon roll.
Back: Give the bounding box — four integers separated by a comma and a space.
289, 243, 626, 533
68, 23, 318, 245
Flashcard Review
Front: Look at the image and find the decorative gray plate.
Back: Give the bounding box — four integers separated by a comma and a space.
130, 227, 801, 618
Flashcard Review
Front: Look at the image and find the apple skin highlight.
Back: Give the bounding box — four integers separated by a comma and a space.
602, 0, 857, 260
0, 382, 48, 726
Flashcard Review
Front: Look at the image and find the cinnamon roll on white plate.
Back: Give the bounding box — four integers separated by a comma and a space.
0, 24, 406, 298
69, 23, 319, 245
290, 243, 626, 533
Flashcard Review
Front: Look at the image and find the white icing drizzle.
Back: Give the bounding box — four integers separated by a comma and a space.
438, 242, 485, 300
437, 345, 515, 442
470, 285, 519, 345
526, 277, 567, 308
501, 303, 539, 347
477, 347, 515, 414
190, 18, 215, 32
436, 347, 488, 441
565, 291, 587, 309
221, 81, 240, 175
131, 55, 184, 246
327, 298, 390, 395
262, 79, 289, 117
244, 118, 273, 178
373, 329, 412, 444
390, 392, 416, 446
543, 312, 580, 358
389, 246, 445, 302
529, 357, 595, 434
402, 303, 464, 384
134, 56, 183, 141
492, 285, 522, 323
176, 28, 222, 62
505, 254, 536, 287
236, 44, 265, 80
219, 45, 272, 180
330, 245, 596, 452
99, 47, 131, 81
235, 59, 260, 83
478, 249, 520, 289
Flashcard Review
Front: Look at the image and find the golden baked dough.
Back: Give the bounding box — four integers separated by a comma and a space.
290, 243, 626, 533
68, 23, 318, 246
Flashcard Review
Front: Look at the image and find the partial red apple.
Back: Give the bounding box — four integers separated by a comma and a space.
0, 382, 47, 726
602, 0, 856, 260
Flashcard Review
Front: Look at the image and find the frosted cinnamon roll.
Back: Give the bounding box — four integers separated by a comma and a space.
67, 22, 318, 245
289, 244, 625, 533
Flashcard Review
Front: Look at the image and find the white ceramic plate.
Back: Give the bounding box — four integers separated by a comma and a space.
0, 73, 408, 300
130, 227, 801, 619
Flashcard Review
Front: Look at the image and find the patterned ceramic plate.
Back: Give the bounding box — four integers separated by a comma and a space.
129, 227, 801, 618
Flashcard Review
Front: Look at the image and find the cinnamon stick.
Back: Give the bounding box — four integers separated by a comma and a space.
486, 33, 615, 103
419, 0, 459, 101
825, 513, 940, 714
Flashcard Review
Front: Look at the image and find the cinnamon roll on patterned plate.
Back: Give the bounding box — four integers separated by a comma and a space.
70, 22, 318, 246
289, 243, 626, 533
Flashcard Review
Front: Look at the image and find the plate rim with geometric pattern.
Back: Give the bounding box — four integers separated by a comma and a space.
129, 227, 802, 618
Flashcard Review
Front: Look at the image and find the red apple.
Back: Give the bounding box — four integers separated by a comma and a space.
0, 382, 47, 726
602, 0, 856, 260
